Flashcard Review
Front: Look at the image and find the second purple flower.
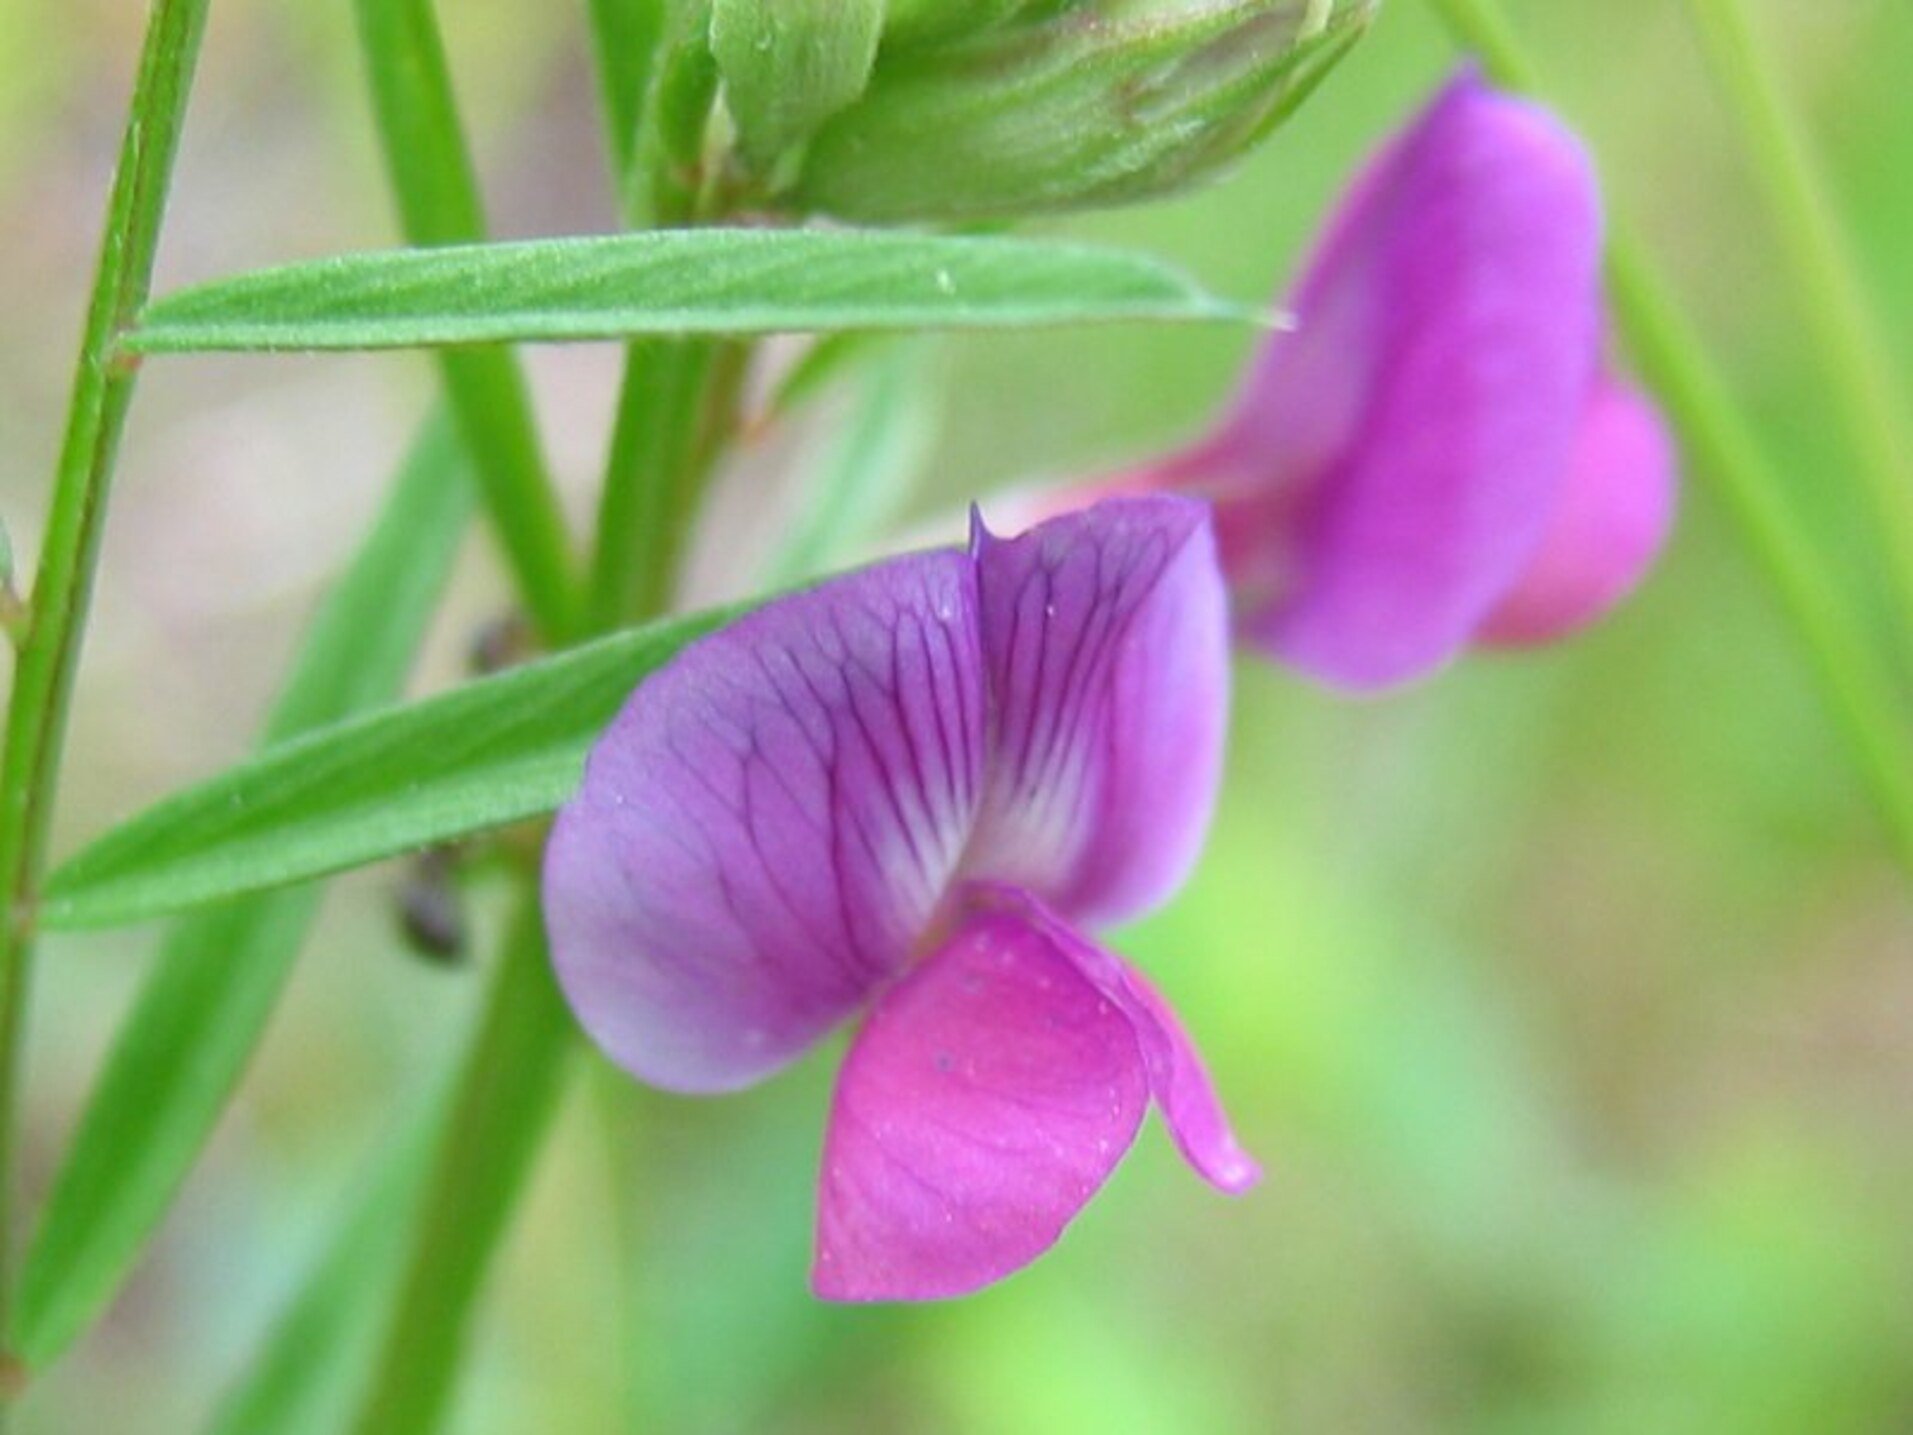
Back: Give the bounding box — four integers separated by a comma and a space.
1056, 71, 1677, 690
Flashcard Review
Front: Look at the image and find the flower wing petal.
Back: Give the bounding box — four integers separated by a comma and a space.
1221, 71, 1605, 689
813, 905, 1150, 1301
965, 497, 1228, 928
1476, 374, 1676, 646
543, 551, 986, 1092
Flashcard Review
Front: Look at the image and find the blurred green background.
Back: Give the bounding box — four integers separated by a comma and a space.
5, 0, 1913, 1430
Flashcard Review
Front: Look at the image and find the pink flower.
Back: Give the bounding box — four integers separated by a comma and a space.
1090, 70, 1675, 690
544, 498, 1255, 1301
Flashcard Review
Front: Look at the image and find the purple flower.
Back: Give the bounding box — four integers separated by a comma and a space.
544, 497, 1257, 1301
1086, 70, 1675, 690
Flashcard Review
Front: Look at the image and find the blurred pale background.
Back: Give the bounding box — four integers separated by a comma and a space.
4, 0, 1912, 1430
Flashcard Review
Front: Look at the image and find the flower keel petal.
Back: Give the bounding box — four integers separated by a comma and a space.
814, 907, 1150, 1301
970, 883, 1260, 1193
1477, 374, 1676, 646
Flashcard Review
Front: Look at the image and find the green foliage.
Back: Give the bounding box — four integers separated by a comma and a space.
881, 0, 1054, 50
12, 422, 472, 1368
795, 0, 1375, 220
711, 0, 885, 166
585, 0, 671, 179
203, 1114, 440, 1435
126, 229, 1255, 352
0, 0, 213, 1348
354, 0, 579, 642
41, 604, 739, 929
348, 899, 576, 1435
766, 341, 945, 587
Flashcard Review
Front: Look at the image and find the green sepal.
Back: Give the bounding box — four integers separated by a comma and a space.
794, 0, 1375, 222
710, 0, 885, 168
881, 0, 1074, 49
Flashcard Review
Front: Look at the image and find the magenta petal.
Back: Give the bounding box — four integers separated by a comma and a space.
813, 906, 1150, 1301
1211, 71, 1604, 689
964, 497, 1228, 928
543, 551, 987, 1092
969, 883, 1260, 1193
1476, 375, 1676, 646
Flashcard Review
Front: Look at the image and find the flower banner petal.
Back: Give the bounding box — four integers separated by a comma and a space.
965, 497, 1229, 928
1217, 71, 1604, 688
813, 905, 1150, 1301
544, 551, 986, 1092
1477, 374, 1677, 646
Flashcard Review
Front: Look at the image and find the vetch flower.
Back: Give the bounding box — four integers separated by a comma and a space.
544, 497, 1257, 1300
1071, 70, 1675, 690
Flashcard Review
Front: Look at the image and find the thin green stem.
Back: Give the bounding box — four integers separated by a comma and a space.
0, 0, 211, 1363
350, 893, 575, 1435
1426, 0, 1913, 870
1608, 246, 1913, 868
1685, 0, 1913, 649
585, 0, 735, 636
585, 0, 668, 184
589, 339, 719, 630
354, 0, 581, 643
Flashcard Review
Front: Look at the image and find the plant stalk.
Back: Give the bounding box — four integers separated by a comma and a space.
350, 894, 575, 1435
0, 0, 211, 1367
1426, 0, 1913, 874
1685, 0, 1913, 657
354, 0, 582, 643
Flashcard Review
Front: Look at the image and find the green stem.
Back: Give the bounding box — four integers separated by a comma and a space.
1685, 0, 1913, 652
1426, 0, 1913, 870
585, 0, 668, 184
1609, 246, 1913, 868
593, 339, 752, 628
586, 0, 736, 636
0, 0, 211, 1361
354, 0, 581, 643
589, 340, 719, 630
350, 893, 575, 1435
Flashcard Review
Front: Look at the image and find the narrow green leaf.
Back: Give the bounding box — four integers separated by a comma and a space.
124, 229, 1258, 353
41, 602, 741, 929
202, 1109, 439, 1435
11, 418, 472, 1368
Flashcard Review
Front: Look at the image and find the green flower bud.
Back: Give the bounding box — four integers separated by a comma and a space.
791, 0, 1375, 222
710, 0, 886, 168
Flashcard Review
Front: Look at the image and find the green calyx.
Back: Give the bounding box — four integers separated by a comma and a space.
709, 0, 886, 168
787, 0, 1376, 222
